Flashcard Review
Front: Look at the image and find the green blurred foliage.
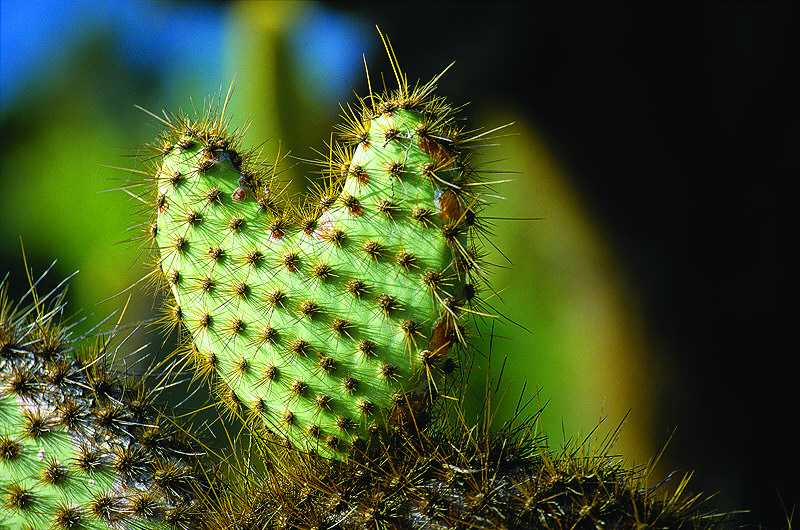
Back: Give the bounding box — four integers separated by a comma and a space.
1, 33, 158, 334
461, 110, 654, 469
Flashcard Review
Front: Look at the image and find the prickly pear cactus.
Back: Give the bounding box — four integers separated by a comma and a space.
145, 57, 487, 458
0, 277, 208, 529
0, 32, 731, 530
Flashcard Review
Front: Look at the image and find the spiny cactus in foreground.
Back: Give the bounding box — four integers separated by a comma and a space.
140, 42, 494, 459
0, 270, 212, 529
197, 399, 726, 530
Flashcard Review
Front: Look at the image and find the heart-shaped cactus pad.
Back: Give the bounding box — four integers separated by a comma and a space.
141, 62, 498, 459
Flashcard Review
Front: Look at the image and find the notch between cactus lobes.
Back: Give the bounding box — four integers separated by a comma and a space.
145, 58, 494, 461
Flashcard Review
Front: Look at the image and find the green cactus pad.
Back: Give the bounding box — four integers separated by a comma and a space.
0, 275, 209, 529
145, 59, 491, 459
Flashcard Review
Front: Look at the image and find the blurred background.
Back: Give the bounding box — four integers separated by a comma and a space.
1, 1, 795, 527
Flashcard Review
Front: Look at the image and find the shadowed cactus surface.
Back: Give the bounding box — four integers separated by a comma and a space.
199, 418, 725, 530
145, 52, 492, 459
0, 273, 210, 529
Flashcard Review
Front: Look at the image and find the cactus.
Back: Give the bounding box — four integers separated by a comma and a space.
0, 269, 211, 529
1, 32, 733, 530
142, 38, 491, 459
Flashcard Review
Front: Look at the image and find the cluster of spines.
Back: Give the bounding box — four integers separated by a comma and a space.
138, 46, 497, 459
195, 415, 726, 530
0, 275, 211, 529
